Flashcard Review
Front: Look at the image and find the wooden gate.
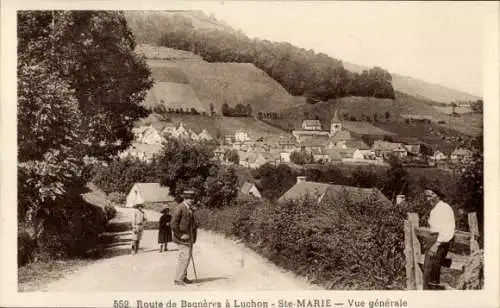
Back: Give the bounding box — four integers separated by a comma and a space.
404, 212, 479, 290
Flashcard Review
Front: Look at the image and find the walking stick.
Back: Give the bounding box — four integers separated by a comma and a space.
190, 243, 198, 280
189, 224, 198, 280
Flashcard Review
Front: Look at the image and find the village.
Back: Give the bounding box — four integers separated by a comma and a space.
121, 109, 474, 170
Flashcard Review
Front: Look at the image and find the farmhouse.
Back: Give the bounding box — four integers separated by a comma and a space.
301, 120, 322, 131
278, 176, 391, 207
125, 183, 175, 208
372, 140, 408, 159
119, 142, 163, 163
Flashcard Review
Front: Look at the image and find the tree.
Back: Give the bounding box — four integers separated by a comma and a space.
209, 103, 215, 116
252, 163, 296, 201
290, 151, 313, 165
203, 166, 239, 208
221, 103, 231, 116
17, 11, 153, 257
18, 11, 153, 160
385, 111, 391, 120
383, 156, 409, 202
455, 134, 483, 242
224, 149, 240, 164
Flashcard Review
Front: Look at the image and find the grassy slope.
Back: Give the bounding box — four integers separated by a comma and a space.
272, 91, 482, 137
142, 48, 299, 116
153, 114, 293, 142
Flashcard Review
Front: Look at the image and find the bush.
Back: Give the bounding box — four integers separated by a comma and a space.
104, 204, 117, 221
197, 194, 414, 289
18, 229, 37, 266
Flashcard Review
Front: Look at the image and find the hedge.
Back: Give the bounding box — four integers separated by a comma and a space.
197, 195, 419, 289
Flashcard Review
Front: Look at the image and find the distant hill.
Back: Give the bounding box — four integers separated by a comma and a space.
272, 91, 482, 137
137, 45, 302, 116
343, 61, 481, 104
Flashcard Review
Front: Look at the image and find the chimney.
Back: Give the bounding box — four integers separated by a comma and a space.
297, 176, 307, 184
396, 194, 406, 205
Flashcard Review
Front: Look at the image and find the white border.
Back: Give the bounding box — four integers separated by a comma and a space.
1, 1, 499, 308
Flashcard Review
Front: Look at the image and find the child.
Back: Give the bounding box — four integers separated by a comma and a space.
158, 206, 172, 252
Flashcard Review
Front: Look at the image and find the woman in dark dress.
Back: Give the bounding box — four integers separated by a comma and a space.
158, 206, 172, 252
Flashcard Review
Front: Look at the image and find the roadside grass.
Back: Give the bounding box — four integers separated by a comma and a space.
18, 259, 93, 292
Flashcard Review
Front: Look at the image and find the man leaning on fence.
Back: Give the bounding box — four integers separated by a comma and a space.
423, 187, 455, 290
171, 189, 199, 286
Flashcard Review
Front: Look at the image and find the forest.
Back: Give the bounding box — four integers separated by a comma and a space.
151, 13, 395, 102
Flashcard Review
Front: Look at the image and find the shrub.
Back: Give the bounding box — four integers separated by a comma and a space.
198, 194, 414, 289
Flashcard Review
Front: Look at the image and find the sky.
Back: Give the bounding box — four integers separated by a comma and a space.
177, 1, 493, 97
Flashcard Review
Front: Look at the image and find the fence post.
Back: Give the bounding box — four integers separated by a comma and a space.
404, 219, 416, 290
468, 212, 479, 253
408, 213, 423, 290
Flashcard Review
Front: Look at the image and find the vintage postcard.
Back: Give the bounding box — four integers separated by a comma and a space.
1, 1, 499, 307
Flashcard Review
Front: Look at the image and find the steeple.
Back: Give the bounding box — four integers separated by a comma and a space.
332, 108, 341, 123
330, 108, 342, 135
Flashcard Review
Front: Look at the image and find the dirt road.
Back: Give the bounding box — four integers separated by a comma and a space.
40, 207, 321, 292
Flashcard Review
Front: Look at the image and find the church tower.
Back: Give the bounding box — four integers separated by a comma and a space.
330, 109, 342, 135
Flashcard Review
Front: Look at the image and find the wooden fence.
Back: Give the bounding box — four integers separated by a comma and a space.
404, 212, 479, 290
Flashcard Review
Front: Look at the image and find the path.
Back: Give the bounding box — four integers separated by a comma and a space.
40, 207, 321, 291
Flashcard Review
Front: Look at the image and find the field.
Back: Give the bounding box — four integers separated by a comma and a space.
147, 114, 293, 142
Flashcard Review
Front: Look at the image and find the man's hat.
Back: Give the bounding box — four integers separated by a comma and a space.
182, 189, 196, 198
424, 185, 446, 199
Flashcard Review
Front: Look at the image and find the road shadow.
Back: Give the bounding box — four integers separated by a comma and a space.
193, 277, 229, 284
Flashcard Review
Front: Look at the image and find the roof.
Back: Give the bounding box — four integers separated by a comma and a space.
344, 140, 370, 150
241, 181, 258, 195
132, 183, 175, 203
299, 135, 330, 147
293, 130, 330, 137
302, 120, 322, 127
279, 181, 391, 207
326, 149, 343, 161
332, 109, 341, 123
338, 148, 356, 158
321, 185, 392, 207
372, 140, 406, 152
342, 121, 396, 136
329, 130, 353, 142
278, 181, 333, 202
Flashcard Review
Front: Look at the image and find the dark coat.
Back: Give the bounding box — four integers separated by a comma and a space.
157, 213, 172, 244
171, 202, 198, 245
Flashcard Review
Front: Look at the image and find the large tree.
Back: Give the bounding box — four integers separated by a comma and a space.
17, 11, 153, 251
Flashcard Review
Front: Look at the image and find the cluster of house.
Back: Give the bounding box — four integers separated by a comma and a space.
119, 122, 213, 162
119, 111, 474, 167
214, 110, 474, 168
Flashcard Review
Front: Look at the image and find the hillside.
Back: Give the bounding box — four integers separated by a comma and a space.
137, 45, 302, 115
124, 10, 235, 45
272, 91, 482, 136
343, 61, 481, 103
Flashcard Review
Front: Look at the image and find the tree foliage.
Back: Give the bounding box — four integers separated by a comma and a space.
17, 11, 153, 258
155, 138, 238, 207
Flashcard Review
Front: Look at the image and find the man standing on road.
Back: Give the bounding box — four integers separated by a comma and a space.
131, 203, 147, 255
171, 189, 199, 286
423, 187, 455, 290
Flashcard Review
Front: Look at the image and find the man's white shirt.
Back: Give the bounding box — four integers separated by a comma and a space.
428, 200, 455, 243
